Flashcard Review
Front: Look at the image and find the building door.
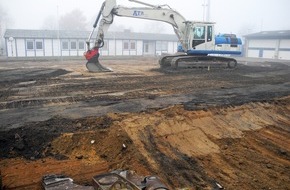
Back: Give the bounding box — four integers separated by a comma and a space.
143, 41, 155, 55
144, 43, 149, 53
259, 49, 263, 58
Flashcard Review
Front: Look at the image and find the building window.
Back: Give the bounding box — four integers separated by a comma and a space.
193, 26, 206, 40
123, 41, 129, 50
70, 41, 77, 50
35, 41, 43, 50
156, 41, 168, 51
62, 41, 69, 50
79, 41, 85, 50
161, 41, 168, 51
26, 40, 34, 50
123, 40, 136, 50
130, 41, 136, 50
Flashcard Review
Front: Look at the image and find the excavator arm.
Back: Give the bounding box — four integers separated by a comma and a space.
85, 0, 191, 72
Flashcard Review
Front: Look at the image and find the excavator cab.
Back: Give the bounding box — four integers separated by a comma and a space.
192, 26, 206, 48
189, 22, 216, 54
185, 22, 242, 56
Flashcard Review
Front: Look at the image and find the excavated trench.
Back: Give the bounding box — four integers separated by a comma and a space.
0, 58, 290, 189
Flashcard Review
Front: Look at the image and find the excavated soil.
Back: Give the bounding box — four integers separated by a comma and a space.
0, 57, 290, 189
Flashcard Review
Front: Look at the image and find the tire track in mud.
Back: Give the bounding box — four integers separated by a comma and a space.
139, 125, 215, 189
203, 125, 290, 190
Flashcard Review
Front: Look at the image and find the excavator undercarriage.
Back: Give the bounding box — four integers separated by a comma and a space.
85, 51, 238, 72
159, 54, 238, 69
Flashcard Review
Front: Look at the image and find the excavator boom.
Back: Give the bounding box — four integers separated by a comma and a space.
84, 0, 191, 72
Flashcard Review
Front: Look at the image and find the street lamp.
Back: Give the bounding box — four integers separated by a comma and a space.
202, 0, 207, 21
202, 0, 211, 22
8, 37, 14, 57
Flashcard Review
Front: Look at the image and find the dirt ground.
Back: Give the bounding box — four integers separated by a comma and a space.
0, 57, 289, 190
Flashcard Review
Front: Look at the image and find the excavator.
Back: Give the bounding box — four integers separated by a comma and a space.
84, 0, 242, 72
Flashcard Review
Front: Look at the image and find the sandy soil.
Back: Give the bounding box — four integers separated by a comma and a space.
0, 57, 289, 189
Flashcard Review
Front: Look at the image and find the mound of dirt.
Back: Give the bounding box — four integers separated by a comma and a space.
0, 115, 114, 159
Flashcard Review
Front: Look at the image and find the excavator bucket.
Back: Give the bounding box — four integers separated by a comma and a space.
86, 56, 112, 72
84, 47, 112, 72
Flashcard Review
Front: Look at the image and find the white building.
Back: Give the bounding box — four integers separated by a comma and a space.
244, 30, 290, 60
3, 29, 178, 58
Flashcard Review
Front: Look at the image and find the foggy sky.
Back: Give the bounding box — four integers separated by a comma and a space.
1, 0, 290, 36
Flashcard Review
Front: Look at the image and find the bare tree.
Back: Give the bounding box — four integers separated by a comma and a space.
141, 21, 169, 34
237, 23, 258, 37
41, 15, 58, 30
59, 9, 88, 31
0, 5, 7, 29
108, 23, 130, 32
0, 5, 12, 55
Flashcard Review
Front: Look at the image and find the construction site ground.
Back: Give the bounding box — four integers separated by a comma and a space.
0, 57, 289, 190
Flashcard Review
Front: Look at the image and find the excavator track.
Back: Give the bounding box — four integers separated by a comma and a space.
159, 55, 237, 69
159, 54, 186, 68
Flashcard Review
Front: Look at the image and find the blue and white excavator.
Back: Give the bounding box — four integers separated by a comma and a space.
85, 0, 242, 72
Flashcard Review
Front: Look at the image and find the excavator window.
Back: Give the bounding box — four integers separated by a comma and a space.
192, 26, 206, 48
193, 26, 205, 40
207, 26, 213, 42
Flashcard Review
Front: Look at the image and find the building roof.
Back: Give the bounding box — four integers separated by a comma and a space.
244, 30, 290, 39
4, 29, 178, 41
